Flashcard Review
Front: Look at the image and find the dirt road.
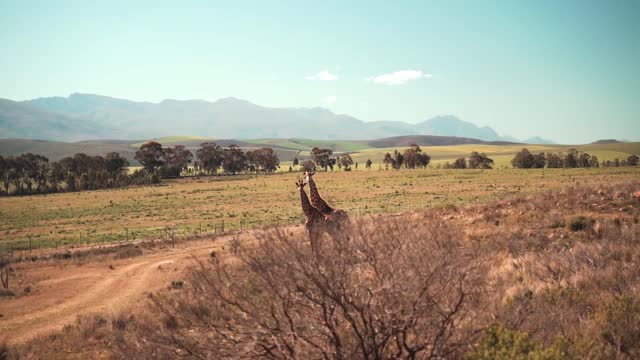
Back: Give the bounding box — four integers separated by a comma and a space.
0, 238, 220, 344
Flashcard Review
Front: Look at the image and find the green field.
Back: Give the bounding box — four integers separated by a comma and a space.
1, 166, 639, 250
347, 142, 640, 168
131, 136, 209, 148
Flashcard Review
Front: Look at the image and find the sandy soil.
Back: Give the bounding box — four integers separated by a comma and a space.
0, 237, 227, 344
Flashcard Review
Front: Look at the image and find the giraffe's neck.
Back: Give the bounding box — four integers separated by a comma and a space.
307, 176, 319, 201
307, 176, 333, 214
299, 188, 320, 220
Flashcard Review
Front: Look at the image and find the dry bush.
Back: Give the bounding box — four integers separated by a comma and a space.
0, 338, 16, 360
117, 215, 488, 359
0, 247, 13, 290
486, 182, 640, 359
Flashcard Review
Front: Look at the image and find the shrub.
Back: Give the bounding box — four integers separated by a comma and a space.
111, 312, 132, 331
170, 280, 184, 289
595, 295, 640, 358
467, 325, 572, 360
568, 216, 591, 231
119, 215, 488, 358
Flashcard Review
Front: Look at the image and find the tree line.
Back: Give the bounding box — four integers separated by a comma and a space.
135, 141, 281, 176
0, 141, 281, 196
0, 152, 153, 196
511, 148, 639, 169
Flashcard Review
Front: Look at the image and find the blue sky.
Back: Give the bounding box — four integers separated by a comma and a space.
1, 0, 639, 143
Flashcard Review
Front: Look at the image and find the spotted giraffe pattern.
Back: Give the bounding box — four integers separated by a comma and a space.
296, 179, 325, 251
305, 171, 334, 216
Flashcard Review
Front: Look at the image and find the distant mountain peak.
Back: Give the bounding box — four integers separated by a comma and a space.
416, 115, 504, 142
525, 136, 556, 145
214, 97, 256, 105
3, 93, 549, 142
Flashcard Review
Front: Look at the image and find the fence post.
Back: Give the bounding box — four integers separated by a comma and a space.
29, 235, 32, 254
222, 220, 225, 233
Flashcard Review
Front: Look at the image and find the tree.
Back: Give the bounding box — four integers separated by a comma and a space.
365, 159, 372, 169
627, 154, 639, 166
580, 152, 592, 168
300, 160, 316, 172
0, 246, 13, 289
222, 145, 247, 175
135, 141, 165, 173
383, 152, 394, 169
589, 155, 599, 168
9, 155, 25, 194
16, 153, 49, 193
292, 157, 299, 166
0, 156, 10, 195
546, 153, 563, 168
118, 216, 485, 358
47, 162, 65, 192
196, 142, 224, 175
452, 157, 467, 169
468, 152, 494, 169
564, 149, 578, 168
393, 150, 404, 169
532, 153, 546, 168
511, 148, 534, 168
163, 145, 193, 177
337, 153, 354, 171
311, 147, 334, 171
105, 152, 129, 176
247, 147, 280, 173
403, 144, 431, 169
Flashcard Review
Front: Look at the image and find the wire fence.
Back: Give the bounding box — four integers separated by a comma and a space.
0, 202, 450, 256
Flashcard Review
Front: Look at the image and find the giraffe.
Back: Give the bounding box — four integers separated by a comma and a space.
305, 171, 350, 226
305, 171, 333, 215
295, 179, 325, 252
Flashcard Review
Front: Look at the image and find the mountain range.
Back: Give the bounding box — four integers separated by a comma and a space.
1, 93, 555, 144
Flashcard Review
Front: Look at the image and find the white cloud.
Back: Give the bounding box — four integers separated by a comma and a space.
305, 69, 339, 81
370, 70, 432, 85
326, 95, 337, 104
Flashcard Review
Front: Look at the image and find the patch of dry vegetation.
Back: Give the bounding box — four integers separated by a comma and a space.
11, 181, 640, 359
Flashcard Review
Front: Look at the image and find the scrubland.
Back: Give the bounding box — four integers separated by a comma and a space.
4, 177, 639, 359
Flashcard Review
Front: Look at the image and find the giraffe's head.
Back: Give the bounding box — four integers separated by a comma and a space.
295, 179, 307, 190
304, 171, 316, 182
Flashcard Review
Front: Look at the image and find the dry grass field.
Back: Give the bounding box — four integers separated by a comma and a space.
3, 175, 638, 359
1, 167, 639, 250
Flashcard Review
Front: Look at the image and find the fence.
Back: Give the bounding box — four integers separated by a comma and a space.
0, 216, 307, 256
0, 201, 456, 256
